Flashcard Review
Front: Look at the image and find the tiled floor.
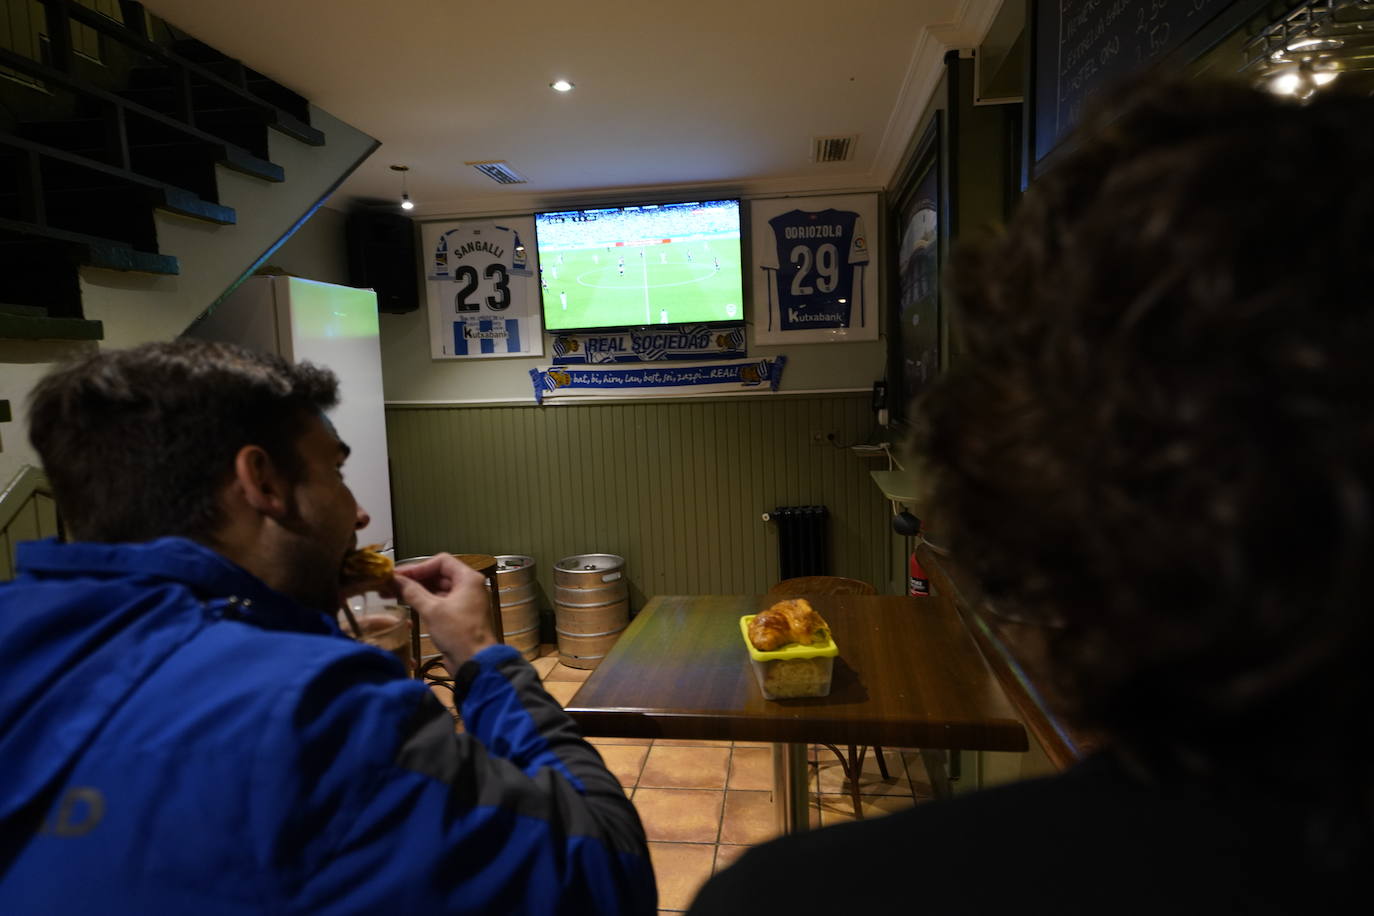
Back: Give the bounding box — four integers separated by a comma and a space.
429, 645, 933, 914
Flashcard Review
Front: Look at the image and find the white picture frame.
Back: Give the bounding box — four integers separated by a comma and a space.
421, 215, 544, 359
750, 193, 880, 345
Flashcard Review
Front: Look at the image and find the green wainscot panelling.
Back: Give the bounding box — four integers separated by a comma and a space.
385, 393, 892, 612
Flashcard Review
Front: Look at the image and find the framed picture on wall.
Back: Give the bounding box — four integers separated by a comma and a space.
750, 193, 880, 345
421, 215, 544, 360
889, 113, 942, 423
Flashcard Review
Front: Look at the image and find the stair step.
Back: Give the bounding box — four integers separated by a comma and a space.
0, 217, 179, 275
220, 145, 284, 182
0, 304, 47, 317
3, 130, 237, 226
0, 312, 104, 341
165, 41, 313, 126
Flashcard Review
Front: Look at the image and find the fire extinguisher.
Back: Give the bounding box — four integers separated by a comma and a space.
893, 510, 929, 597
907, 550, 930, 597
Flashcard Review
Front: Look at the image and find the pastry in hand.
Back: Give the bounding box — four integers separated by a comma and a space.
749, 598, 829, 651
340, 544, 394, 591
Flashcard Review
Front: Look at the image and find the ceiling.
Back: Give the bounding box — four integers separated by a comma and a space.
141, 1, 1002, 218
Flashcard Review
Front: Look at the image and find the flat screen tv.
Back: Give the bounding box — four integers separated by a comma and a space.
535, 199, 743, 332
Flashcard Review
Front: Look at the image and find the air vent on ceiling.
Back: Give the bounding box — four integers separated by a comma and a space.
466, 160, 528, 184
812, 135, 857, 163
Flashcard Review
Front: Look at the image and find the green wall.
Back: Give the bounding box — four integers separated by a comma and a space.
386, 392, 891, 618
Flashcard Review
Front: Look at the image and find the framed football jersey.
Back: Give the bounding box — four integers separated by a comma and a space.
421, 215, 544, 359
750, 193, 880, 345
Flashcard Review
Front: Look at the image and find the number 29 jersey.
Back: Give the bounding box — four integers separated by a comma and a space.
761, 208, 869, 329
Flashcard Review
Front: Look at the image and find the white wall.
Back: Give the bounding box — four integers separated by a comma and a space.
268, 194, 890, 405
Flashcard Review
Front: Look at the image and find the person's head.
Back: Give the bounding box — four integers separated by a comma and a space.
917, 79, 1374, 784
29, 339, 369, 609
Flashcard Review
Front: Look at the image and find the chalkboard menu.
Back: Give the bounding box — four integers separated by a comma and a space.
1031, 0, 1238, 166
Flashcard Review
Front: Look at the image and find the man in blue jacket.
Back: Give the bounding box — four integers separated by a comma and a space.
0, 339, 655, 914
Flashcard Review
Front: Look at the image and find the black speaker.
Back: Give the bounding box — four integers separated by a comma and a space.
346, 209, 420, 314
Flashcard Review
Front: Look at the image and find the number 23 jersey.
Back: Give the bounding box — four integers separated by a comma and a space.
429, 222, 531, 316
761, 208, 868, 329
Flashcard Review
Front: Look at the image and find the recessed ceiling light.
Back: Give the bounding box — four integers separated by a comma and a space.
550, 79, 574, 92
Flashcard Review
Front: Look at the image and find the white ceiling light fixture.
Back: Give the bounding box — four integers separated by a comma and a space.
550, 79, 574, 92
391, 164, 414, 211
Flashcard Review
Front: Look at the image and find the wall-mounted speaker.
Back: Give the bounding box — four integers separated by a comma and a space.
346, 209, 420, 314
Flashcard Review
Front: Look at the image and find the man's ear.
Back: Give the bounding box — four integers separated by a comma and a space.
232, 444, 291, 519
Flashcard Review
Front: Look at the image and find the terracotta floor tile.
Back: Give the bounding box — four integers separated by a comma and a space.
530, 656, 558, 680
719, 790, 779, 846
588, 735, 654, 747
639, 745, 730, 789
654, 738, 732, 747
539, 643, 559, 657
817, 792, 916, 826
543, 681, 582, 707
597, 744, 649, 788
632, 788, 724, 843
545, 662, 593, 682
733, 741, 771, 749
814, 747, 912, 797
726, 746, 772, 791
713, 843, 751, 874
648, 842, 717, 911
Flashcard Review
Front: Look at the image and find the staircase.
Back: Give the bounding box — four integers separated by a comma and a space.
0, 0, 378, 480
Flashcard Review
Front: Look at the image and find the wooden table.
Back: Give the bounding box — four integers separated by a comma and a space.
566, 594, 1028, 831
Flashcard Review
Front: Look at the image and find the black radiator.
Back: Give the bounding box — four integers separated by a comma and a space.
773, 505, 828, 579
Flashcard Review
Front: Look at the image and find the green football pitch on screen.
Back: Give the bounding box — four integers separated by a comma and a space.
541, 240, 742, 331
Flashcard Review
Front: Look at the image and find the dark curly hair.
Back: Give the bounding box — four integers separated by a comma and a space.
29, 339, 339, 545
917, 78, 1374, 795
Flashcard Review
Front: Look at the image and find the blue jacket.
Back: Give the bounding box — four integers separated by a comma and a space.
0, 537, 655, 914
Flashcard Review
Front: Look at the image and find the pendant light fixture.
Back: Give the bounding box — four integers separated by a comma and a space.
391, 164, 414, 211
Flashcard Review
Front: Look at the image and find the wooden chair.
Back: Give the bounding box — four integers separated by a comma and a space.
397, 554, 502, 722
767, 575, 890, 820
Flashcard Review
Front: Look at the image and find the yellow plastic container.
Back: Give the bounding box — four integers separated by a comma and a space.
739, 615, 839, 699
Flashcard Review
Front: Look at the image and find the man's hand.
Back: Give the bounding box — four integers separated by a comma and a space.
393, 553, 499, 668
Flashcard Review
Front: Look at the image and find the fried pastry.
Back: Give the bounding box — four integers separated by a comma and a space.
748, 598, 828, 651
340, 544, 394, 590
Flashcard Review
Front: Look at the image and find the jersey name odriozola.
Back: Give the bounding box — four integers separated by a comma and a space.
761, 208, 869, 329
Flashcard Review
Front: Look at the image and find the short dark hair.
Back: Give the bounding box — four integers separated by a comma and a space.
29, 339, 339, 544
918, 79, 1374, 783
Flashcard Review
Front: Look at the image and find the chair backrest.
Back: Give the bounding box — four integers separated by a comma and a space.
767, 575, 877, 598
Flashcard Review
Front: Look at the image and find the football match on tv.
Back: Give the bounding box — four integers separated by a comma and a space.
535, 200, 743, 332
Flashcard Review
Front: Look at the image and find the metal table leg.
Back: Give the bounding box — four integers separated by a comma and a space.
772, 743, 810, 833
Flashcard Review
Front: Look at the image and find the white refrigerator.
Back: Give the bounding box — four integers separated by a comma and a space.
185, 275, 394, 552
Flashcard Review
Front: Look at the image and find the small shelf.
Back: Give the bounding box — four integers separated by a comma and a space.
871, 469, 929, 505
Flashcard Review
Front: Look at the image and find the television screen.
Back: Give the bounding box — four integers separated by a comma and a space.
535, 199, 743, 332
